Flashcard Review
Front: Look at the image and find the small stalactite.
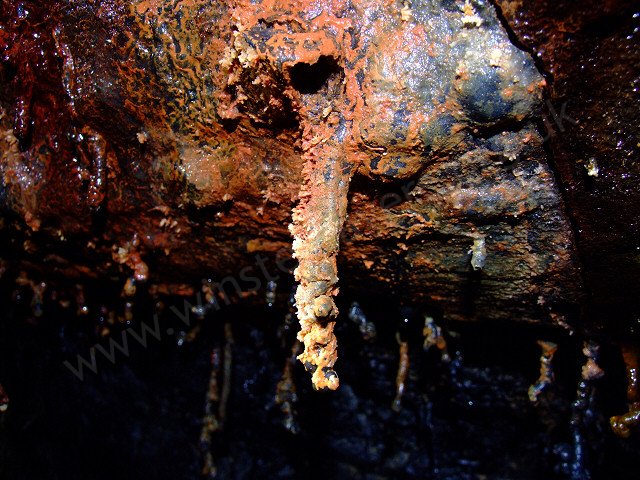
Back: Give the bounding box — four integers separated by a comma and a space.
610, 344, 640, 438
200, 347, 221, 479
561, 341, 604, 480
121, 277, 136, 326
275, 343, 301, 435
13, 271, 47, 320
277, 285, 298, 350
392, 333, 410, 413
422, 315, 449, 361
528, 340, 558, 404
581, 341, 604, 382
219, 322, 233, 429
347, 301, 377, 343
265, 280, 277, 308
75, 283, 88, 316
176, 324, 202, 347
200, 322, 233, 478
122, 277, 136, 297
30, 280, 46, 318
468, 235, 486, 271
112, 233, 149, 284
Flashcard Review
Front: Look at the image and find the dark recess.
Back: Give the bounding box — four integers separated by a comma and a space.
290, 55, 341, 94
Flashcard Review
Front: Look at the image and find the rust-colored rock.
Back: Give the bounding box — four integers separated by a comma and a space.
3, 0, 625, 389
611, 344, 640, 438
494, 0, 640, 337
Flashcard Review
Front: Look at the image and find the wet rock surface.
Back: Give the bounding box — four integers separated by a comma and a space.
1, 0, 640, 478
0, 275, 639, 480
494, 0, 640, 336
0, 0, 580, 338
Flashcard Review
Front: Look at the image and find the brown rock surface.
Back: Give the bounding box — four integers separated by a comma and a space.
0, 0, 635, 373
